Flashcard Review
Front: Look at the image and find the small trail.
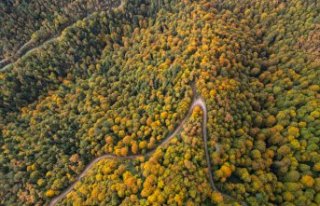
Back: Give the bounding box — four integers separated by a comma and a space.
0, 0, 124, 72
0, 58, 10, 68
0, 37, 60, 72
0, 58, 9, 64
49, 89, 247, 206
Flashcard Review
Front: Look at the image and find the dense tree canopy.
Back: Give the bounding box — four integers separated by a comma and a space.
0, 0, 319, 205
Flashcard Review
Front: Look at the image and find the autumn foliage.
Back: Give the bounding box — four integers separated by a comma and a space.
1, 0, 319, 205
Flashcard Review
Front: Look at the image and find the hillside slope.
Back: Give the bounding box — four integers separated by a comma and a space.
0, 0, 319, 205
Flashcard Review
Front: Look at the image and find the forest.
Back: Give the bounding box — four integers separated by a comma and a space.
0, 0, 319, 205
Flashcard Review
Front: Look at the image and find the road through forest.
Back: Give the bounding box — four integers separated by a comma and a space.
1, 1, 246, 204
49, 89, 247, 206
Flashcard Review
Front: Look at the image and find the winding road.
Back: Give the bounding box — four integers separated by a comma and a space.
49, 91, 247, 206
2, 1, 247, 204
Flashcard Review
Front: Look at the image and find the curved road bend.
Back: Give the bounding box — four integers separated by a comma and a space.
50, 91, 247, 206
